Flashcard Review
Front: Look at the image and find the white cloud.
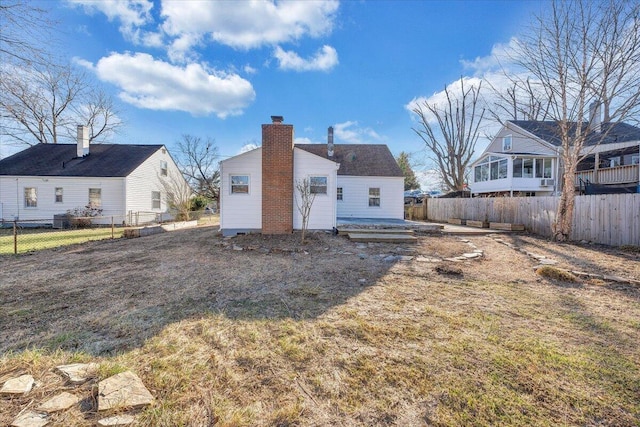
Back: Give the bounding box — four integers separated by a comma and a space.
460, 38, 519, 75
333, 121, 383, 144
238, 143, 259, 154
86, 52, 255, 118
294, 137, 325, 144
68, 0, 158, 45
274, 45, 338, 72
243, 65, 257, 75
160, 0, 339, 56
405, 76, 485, 123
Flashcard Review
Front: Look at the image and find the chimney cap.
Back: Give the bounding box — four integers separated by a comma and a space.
271, 115, 284, 124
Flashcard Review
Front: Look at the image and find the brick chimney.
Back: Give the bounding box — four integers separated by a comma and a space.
77, 125, 89, 157
262, 115, 294, 234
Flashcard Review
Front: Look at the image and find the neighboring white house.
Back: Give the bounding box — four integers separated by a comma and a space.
219, 116, 404, 236
0, 126, 186, 224
470, 119, 640, 197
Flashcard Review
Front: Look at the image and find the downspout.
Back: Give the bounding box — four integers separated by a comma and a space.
510, 155, 516, 197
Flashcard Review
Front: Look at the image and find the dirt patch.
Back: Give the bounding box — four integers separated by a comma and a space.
1, 225, 639, 426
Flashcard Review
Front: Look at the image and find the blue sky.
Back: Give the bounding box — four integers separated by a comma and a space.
5, 0, 545, 187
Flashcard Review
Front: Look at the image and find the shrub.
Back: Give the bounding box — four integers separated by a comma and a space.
67, 203, 103, 228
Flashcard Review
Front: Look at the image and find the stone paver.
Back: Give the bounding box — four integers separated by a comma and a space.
37, 392, 81, 413
97, 414, 136, 426
1, 375, 34, 395
56, 363, 98, 385
98, 371, 154, 411
10, 411, 48, 427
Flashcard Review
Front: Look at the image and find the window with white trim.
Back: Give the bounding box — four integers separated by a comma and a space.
151, 191, 161, 209
368, 187, 380, 207
24, 187, 37, 208
55, 187, 63, 203
474, 156, 508, 182
89, 188, 102, 207
337, 187, 343, 201
502, 135, 512, 151
160, 160, 168, 176
231, 175, 249, 194
309, 176, 327, 194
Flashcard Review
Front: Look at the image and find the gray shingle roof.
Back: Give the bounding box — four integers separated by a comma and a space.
0, 144, 164, 177
510, 120, 640, 146
295, 144, 403, 177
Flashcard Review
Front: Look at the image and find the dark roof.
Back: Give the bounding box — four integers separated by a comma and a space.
509, 120, 640, 147
0, 144, 164, 177
295, 144, 403, 177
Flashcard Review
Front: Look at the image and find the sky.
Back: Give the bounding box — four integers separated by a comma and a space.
2, 0, 546, 189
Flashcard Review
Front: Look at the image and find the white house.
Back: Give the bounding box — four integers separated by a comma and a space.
0, 126, 186, 224
471, 118, 640, 197
219, 116, 404, 236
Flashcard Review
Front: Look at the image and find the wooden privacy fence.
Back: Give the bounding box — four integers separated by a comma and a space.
420, 194, 640, 246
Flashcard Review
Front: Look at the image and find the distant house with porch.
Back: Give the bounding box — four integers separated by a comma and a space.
470, 115, 640, 197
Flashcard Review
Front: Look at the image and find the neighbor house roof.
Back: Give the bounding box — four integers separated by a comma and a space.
295, 144, 403, 177
509, 120, 640, 147
0, 144, 164, 177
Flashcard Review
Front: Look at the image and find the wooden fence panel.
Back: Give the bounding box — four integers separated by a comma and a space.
425, 194, 639, 246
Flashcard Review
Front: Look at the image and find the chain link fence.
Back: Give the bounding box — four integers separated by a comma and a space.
1, 211, 216, 255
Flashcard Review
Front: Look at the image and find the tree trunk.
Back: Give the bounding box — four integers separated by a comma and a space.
553, 167, 576, 241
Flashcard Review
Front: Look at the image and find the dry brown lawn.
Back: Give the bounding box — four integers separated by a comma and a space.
1, 220, 639, 426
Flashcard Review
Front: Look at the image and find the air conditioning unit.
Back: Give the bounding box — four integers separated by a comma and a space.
540, 178, 555, 187
540, 179, 549, 186
546, 178, 555, 186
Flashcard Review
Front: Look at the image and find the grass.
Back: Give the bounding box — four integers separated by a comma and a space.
1, 228, 639, 426
0, 227, 124, 254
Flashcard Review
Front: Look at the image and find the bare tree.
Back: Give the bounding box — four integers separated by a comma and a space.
174, 135, 221, 203
0, 1, 55, 67
160, 169, 193, 221
487, 77, 552, 122
295, 178, 317, 244
0, 64, 122, 146
507, 0, 640, 241
412, 77, 485, 191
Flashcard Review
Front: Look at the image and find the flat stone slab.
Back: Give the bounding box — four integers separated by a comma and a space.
348, 233, 417, 244
56, 363, 98, 384
416, 256, 442, 262
98, 415, 136, 426
11, 411, 48, 427
98, 371, 154, 411
338, 228, 415, 235
1, 374, 34, 395
37, 391, 81, 412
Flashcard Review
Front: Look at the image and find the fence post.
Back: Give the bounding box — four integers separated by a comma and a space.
111, 216, 114, 239
13, 220, 17, 254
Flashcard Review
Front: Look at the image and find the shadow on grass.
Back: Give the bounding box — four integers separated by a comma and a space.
0, 226, 402, 356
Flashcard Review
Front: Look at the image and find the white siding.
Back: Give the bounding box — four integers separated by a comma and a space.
337, 176, 404, 219
220, 148, 263, 232
125, 146, 182, 217
485, 124, 557, 155
0, 175, 124, 222
293, 148, 339, 230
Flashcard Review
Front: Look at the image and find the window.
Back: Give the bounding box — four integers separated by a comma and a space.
89, 188, 102, 207
609, 156, 621, 168
473, 156, 507, 182
513, 158, 523, 178
523, 159, 534, 178
55, 187, 63, 203
542, 159, 552, 178
160, 160, 168, 176
502, 135, 512, 151
231, 175, 249, 194
24, 187, 37, 208
368, 187, 380, 207
151, 191, 161, 209
337, 187, 343, 201
309, 176, 327, 194
632, 155, 639, 165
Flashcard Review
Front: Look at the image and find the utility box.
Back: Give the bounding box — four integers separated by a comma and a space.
53, 214, 71, 229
